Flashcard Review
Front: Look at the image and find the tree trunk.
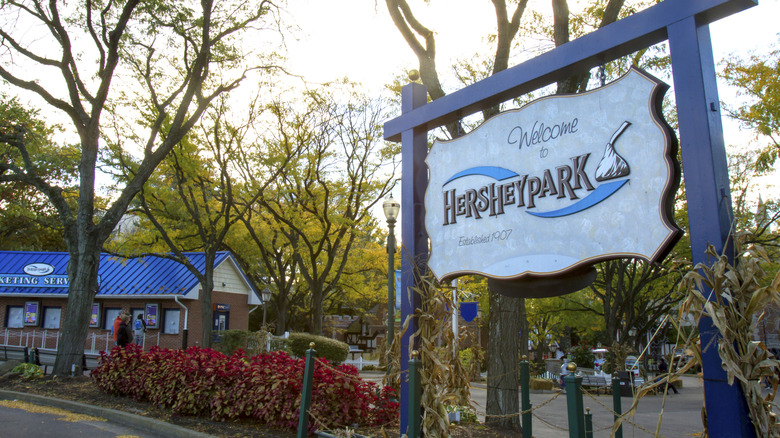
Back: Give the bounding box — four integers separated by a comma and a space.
53, 247, 101, 376
486, 289, 521, 431
311, 285, 323, 335
275, 298, 289, 334
200, 271, 215, 347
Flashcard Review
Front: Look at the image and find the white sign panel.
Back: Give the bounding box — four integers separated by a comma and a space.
425, 68, 680, 281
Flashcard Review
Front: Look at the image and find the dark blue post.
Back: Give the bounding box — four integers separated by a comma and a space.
296, 343, 316, 438
520, 357, 532, 438
612, 374, 623, 438
398, 81, 429, 434
407, 350, 422, 438
668, 16, 756, 438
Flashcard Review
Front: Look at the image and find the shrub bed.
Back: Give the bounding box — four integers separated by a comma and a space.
286, 332, 349, 365
91, 345, 398, 432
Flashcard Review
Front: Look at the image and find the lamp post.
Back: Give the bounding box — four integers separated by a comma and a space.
262, 287, 272, 328
383, 196, 400, 378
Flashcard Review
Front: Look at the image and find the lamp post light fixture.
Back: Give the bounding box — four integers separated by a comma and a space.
383, 196, 400, 378
261, 287, 272, 328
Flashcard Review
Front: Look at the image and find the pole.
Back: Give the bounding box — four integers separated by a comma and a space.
263, 302, 267, 327
565, 363, 585, 438
452, 280, 458, 359
668, 14, 756, 437
584, 408, 593, 438
612, 374, 623, 438
520, 357, 532, 438
407, 350, 421, 438
398, 81, 428, 432
387, 217, 396, 378
297, 342, 317, 438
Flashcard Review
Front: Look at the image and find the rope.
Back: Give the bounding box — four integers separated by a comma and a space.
308, 410, 398, 435
582, 390, 661, 436
533, 411, 569, 431
314, 357, 407, 383
476, 391, 564, 419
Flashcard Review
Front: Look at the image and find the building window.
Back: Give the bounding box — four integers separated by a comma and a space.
104, 308, 122, 331
5, 306, 23, 328
43, 307, 62, 329
163, 309, 180, 334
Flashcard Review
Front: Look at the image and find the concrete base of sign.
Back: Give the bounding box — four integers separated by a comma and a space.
487, 266, 596, 298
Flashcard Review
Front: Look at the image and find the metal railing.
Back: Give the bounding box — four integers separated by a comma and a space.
342, 357, 379, 371
0, 328, 162, 354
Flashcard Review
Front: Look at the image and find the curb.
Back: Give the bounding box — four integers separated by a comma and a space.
0, 389, 216, 438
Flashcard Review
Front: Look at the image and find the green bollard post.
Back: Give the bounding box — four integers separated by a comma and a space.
408, 350, 422, 438
584, 407, 593, 438
564, 362, 585, 438
612, 374, 623, 438
520, 356, 532, 438
297, 343, 316, 438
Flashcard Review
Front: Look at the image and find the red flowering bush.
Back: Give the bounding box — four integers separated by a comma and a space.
91, 346, 398, 431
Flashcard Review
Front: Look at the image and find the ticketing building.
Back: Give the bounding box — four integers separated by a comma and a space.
0, 251, 262, 351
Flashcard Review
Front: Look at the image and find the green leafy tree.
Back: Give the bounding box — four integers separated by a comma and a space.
0, 96, 75, 251
233, 85, 397, 335
728, 151, 780, 279
229, 200, 309, 334
722, 44, 780, 170
0, 0, 280, 375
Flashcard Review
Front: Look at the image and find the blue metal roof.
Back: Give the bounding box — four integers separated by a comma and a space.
0, 251, 256, 298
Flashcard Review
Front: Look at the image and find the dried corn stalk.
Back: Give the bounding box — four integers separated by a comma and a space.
398, 272, 473, 437
679, 233, 780, 437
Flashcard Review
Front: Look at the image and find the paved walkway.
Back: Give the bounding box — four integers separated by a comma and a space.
362, 370, 710, 437
470, 375, 707, 437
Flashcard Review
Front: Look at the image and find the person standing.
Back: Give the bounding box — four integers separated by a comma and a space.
657, 357, 678, 394
560, 357, 570, 390
134, 313, 146, 346
112, 312, 124, 345
117, 314, 132, 348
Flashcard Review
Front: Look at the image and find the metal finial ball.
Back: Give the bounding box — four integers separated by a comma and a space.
411, 350, 419, 358
408, 69, 420, 82
522, 355, 528, 361
567, 362, 578, 372
586, 408, 591, 414
309, 342, 315, 349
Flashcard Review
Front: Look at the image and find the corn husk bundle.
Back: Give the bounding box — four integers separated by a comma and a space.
680, 233, 780, 437
398, 272, 473, 437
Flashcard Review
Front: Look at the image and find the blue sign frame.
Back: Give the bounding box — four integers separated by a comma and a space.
384, 0, 758, 435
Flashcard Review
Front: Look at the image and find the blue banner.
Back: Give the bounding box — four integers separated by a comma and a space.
460, 302, 479, 322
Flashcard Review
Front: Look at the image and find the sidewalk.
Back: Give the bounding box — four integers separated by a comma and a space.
360, 370, 710, 438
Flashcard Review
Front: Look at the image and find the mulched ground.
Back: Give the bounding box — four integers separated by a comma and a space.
0, 372, 519, 437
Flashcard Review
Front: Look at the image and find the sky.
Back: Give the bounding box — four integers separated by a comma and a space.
283, 0, 780, 221
4, 0, 778, 220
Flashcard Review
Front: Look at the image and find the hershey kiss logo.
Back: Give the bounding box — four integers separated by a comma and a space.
441, 121, 632, 225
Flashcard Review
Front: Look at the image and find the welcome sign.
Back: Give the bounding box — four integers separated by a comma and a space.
425, 68, 681, 281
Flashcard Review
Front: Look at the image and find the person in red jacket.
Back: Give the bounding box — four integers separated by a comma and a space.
112, 309, 127, 345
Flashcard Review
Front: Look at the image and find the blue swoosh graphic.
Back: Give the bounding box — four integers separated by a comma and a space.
444, 166, 519, 186
526, 179, 629, 218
